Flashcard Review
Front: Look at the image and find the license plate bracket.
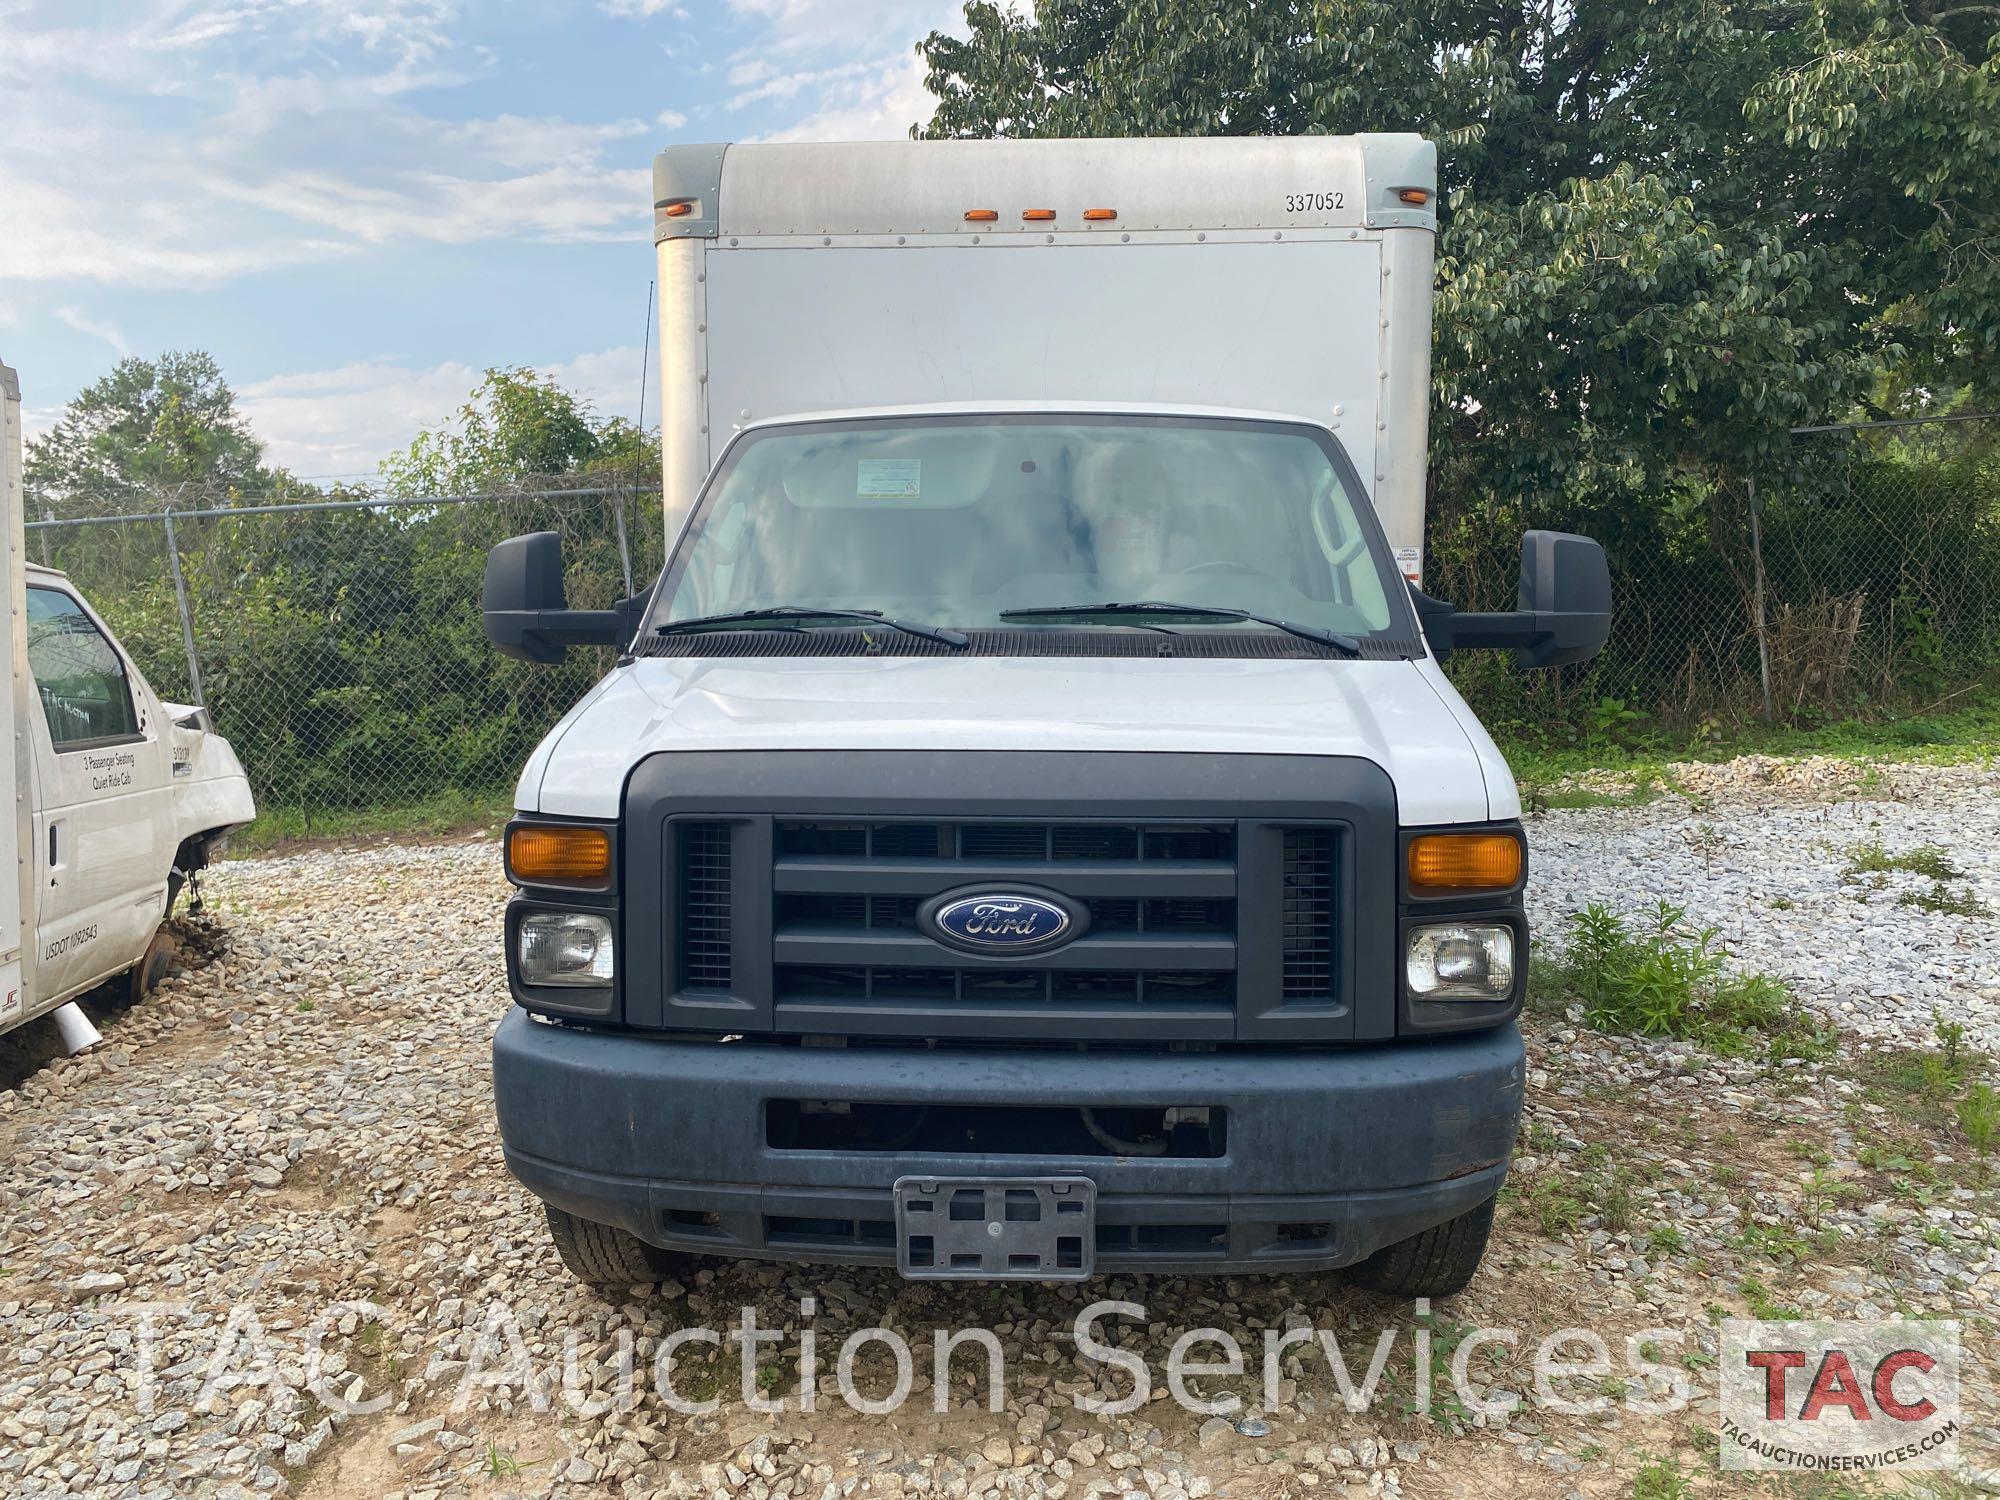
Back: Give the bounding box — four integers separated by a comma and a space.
893, 1175, 1096, 1281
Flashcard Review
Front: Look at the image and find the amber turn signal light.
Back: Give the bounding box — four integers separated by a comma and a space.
508, 825, 612, 884
1407, 832, 1522, 893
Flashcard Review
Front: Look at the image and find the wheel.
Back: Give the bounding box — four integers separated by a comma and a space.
543, 1204, 688, 1293
122, 931, 174, 1006
1344, 1196, 1496, 1298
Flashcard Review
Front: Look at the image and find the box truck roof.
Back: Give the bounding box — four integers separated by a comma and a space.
653, 135, 1436, 240
650, 135, 1438, 568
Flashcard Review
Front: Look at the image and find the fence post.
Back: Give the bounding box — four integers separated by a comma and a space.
612, 491, 636, 598
1748, 478, 1775, 723
161, 508, 206, 709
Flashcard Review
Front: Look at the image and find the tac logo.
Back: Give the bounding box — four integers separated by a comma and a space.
1721, 1319, 1959, 1472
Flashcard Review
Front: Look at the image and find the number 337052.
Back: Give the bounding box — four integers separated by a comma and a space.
1284, 191, 1345, 212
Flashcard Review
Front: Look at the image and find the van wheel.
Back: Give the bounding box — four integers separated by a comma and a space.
1345, 1196, 1496, 1298
123, 933, 174, 1006
543, 1204, 687, 1293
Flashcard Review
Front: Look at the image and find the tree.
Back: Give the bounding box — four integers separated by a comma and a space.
25, 351, 269, 515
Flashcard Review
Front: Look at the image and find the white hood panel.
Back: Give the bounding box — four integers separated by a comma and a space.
524, 656, 1507, 826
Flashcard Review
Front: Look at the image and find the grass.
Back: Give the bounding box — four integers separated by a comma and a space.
1899, 881, 1993, 917
1844, 839, 1962, 880
1631, 1454, 1694, 1500
1535, 900, 1830, 1058
227, 787, 513, 854
1500, 684, 2000, 788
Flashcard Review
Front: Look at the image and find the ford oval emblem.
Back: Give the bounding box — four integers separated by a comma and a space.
923, 889, 1083, 956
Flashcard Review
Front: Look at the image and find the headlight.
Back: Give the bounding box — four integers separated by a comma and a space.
1406, 923, 1514, 1000
519, 912, 615, 987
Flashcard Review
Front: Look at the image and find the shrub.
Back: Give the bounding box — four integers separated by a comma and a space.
1557, 901, 1800, 1049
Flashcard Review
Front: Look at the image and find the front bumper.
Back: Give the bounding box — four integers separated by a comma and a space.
493, 1010, 1523, 1275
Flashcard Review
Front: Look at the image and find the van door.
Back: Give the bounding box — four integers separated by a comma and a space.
25, 582, 173, 1002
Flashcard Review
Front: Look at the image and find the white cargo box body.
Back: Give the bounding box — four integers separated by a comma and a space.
652, 135, 1437, 575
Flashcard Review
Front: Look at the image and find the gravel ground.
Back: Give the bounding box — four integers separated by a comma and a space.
0, 756, 1995, 1499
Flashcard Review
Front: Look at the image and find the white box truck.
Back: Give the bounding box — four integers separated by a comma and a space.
482, 138, 1610, 1296
0, 359, 256, 1043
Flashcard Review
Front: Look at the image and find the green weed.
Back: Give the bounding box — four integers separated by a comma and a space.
1899, 881, 1993, 917
1845, 840, 1961, 880
1550, 900, 1804, 1051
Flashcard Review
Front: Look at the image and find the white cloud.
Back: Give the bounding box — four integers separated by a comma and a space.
52, 306, 130, 357
600, 0, 687, 16
235, 347, 647, 477
235, 357, 481, 476
727, 0, 960, 140
756, 48, 938, 142
0, 2, 656, 287
656, 108, 688, 129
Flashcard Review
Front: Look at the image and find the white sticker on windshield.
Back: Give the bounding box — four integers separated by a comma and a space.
1394, 545, 1422, 584
856, 459, 921, 500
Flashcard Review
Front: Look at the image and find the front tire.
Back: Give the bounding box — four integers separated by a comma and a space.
543, 1204, 688, 1293
1344, 1196, 1496, 1298
121, 932, 174, 1006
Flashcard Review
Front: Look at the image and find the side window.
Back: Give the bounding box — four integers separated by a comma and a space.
27, 587, 140, 749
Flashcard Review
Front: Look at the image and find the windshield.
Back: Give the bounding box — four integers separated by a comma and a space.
652, 415, 1414, 645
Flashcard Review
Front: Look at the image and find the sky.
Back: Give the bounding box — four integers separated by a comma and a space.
0, 0, 967, 480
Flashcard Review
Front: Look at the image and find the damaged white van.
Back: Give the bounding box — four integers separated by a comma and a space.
482, 137, 1611, 1296
0, 359, 256, 1041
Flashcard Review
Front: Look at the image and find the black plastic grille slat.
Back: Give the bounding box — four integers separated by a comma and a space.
775, 821, 1235, 864
1281, 828, 1334, 999
777, 893, 1233, 935
775, 965, 1233, 1007
679, 822, 734, 991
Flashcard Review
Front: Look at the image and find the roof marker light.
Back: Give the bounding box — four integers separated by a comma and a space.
1082, 208, 1117, 222
964, 209, 998, 222
1022, 208, 1056, 222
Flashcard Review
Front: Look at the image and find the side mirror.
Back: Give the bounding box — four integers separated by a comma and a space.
1417, 530, 1612, 669
482, 532, 639, 663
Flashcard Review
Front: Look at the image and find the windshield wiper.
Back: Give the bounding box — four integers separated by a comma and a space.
654, 606, 968, 649
999, 601, 1363, 656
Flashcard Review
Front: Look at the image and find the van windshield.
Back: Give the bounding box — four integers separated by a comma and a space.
653, 415, 1414, 647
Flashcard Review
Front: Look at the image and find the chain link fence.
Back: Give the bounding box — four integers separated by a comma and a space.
27, 416, 2000, 825
1428, 414, 2000, 739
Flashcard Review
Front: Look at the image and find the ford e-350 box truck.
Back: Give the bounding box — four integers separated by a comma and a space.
483, 136, 1610, 1297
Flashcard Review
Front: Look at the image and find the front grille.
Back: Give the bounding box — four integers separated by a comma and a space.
1281, 828, 1334, 999
658, 804, 1359, 1040
678, 822, 734, 991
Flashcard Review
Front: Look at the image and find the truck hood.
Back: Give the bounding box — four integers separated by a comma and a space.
522, 656, 1513, 825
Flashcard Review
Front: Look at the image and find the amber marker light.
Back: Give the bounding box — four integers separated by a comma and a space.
507, 825, 612, 885
964, 208, 999, 222
1082, 208, 1118, 221
1407, 832, 1523, 894
1022, 208, 1057, 222
662, 200, 695, 218
1397, 188, 1431, 206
